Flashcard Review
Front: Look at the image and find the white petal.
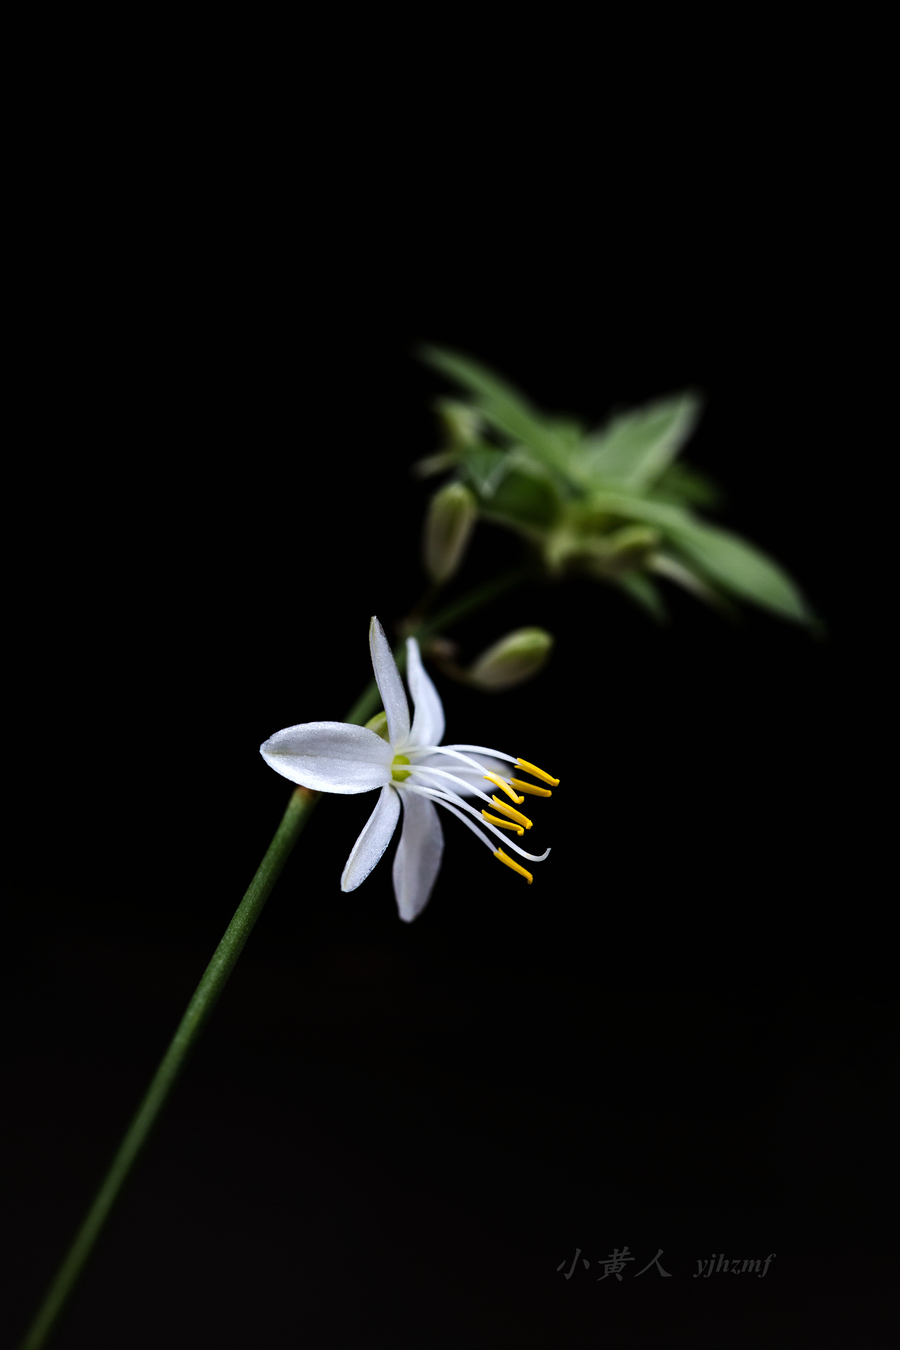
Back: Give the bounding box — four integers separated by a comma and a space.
412, 752, 509, 797
369, 616, 410, 747
405, 637, 446, 750
392, 788, 444, 922
260, 721, 393, 793
341, 785, 401, 892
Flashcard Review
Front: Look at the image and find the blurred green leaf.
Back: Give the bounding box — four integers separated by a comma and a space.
616, 571, 668, 622
589, 491, 809, 622
419, 345, 571, 473
667, 526, 808, 622
486, 463, 563, 528
546, 415, 588, 448
573, 391, 701, 489
460, 446, 509, 498
649, 551, 736, 617
653, 460, 724, 510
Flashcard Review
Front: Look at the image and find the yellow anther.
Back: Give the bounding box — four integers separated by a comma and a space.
493, 848, 533, 884
482, 810, 525, 836
490, 796, 532, 829
515, 757, 560, 787
509, 778, 552, 798
483, 771, 525, 804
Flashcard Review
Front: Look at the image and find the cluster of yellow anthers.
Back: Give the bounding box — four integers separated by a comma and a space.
482, 757, 560, 884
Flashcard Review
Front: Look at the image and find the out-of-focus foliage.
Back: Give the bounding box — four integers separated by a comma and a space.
415, 345, 811, 625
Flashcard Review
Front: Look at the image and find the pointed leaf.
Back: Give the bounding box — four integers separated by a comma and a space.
461, 445, 509, 498
574, 391, 701, 488
616, 571, 668, 622
419, 345, 570, 472
649, 552, 736, 616
486, 459, 563, 528
665, 525, 808, 622
588, 491, 809, 622
653, 461, 724, 509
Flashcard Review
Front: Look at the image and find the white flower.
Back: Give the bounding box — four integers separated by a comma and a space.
260, 617, 559, 922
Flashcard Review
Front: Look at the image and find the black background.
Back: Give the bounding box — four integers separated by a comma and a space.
5, 55, 894, 1350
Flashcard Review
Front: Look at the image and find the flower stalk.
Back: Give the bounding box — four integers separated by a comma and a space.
19, 785, 319, 1350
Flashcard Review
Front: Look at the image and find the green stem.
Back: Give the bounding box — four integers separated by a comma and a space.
19, 785, 319, 1350
343, 564, 534, 726
414, 563, 534, 640
21, 561, 535, 1349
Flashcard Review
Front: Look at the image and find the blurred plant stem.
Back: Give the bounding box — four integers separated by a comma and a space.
19, 562, 534, 1350
344, 563, 535, 723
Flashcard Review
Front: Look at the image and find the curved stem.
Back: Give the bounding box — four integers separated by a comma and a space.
19, 786, 319, 1350
414, 563, 534, 640
343, 563, 535, 726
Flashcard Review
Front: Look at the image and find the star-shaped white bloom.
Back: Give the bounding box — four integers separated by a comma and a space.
260, 617, 559, 921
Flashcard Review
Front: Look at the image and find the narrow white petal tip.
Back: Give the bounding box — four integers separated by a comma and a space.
340, 785, 401, 893
369, 616, 411, 746
406, 636, 446, 749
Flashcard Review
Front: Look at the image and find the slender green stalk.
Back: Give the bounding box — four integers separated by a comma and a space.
21, 564, 534, 1349
19, 785, 319, 1350
343, 565, 534, 726
414, 564, 534, 640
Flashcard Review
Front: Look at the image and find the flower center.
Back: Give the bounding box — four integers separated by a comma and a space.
391, 753, 411, 782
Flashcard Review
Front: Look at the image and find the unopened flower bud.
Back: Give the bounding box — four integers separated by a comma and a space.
466, 627, 554, 692
423, 482, 478, 584
435, 398, 483, 448
364, 711, 390, 741
598, 525, 660, 575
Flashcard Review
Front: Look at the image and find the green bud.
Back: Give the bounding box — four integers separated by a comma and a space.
435, 397, 483, 448
410, 449, 461, 480
364, 711, 390, 741
599, 521, 661, 575
423, 481, 478, 584
466, 627, 554, 692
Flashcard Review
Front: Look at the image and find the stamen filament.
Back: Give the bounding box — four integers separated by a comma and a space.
439, 744, 518, 764
482, 810, 524, 835
493, 849, 533, 883
405, 784, 550, 861
515, 757, 560, 786
483, 771, 525, 804
406, 788, 497, 853
412, 746, 514, 775
403, 762, 500, 808
490, 796, 533, 829
509, 778, 552, 798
